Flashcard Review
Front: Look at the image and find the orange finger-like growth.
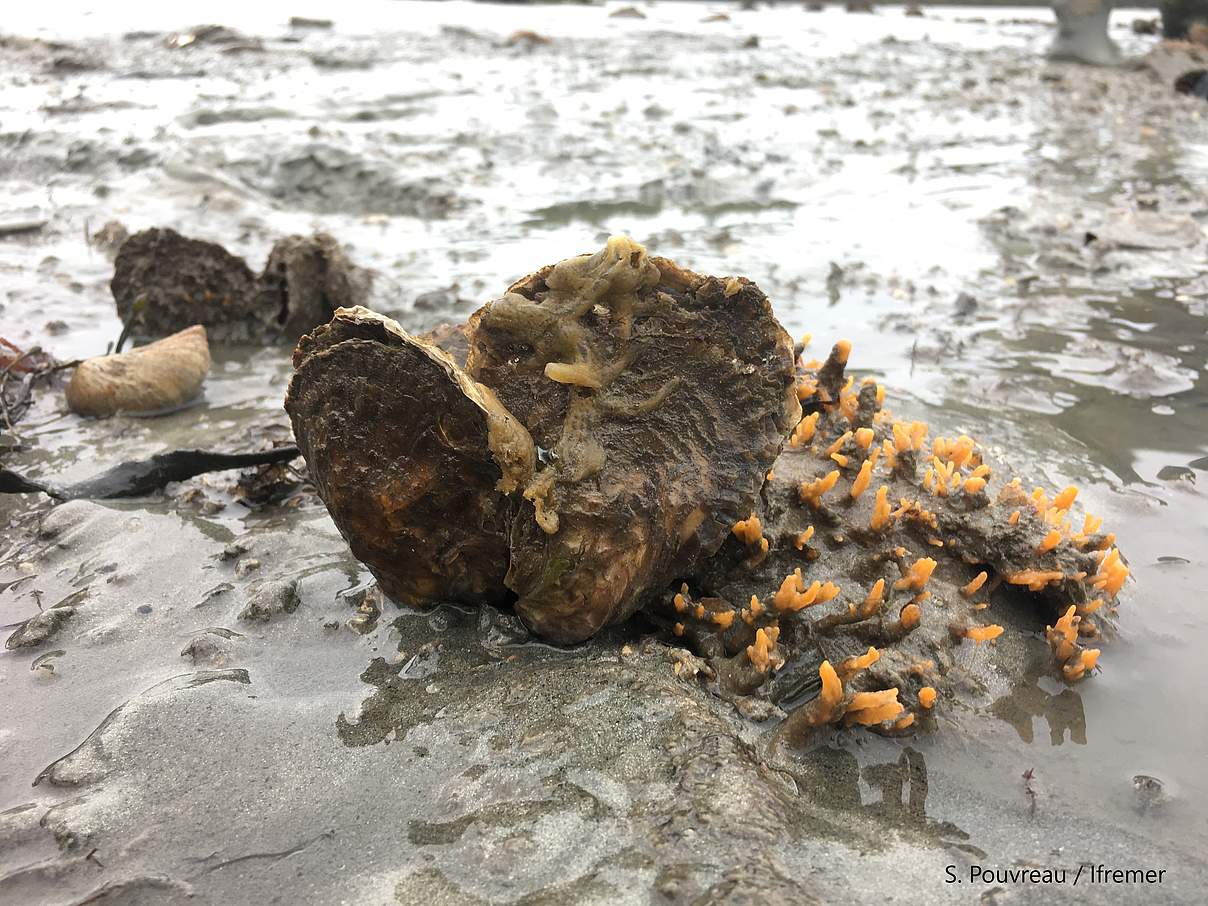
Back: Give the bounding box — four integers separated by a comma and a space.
1092, 547, 1129, 598
845, 689, 904, 726
1037, 530, 1062, 554
1062, 648, 1100, 682
712, 610, 736, 629
1007, 569, 1064, 592
898, 603, 921, 631
1052, 485, 1078, 511
825, 431, 853, 458
1047, 605, 1079, 662
802, 660, 845, 727
746, 626, 780, 673
854, 427, 875, 450
732, 514, 763, 545
791, 411, 819, 446
839, 646, 880, 678
800, 470, 841, 508
961, 571, 988, 599
966, 624, 1004, 645
918, 686, 937, 709
894, 557, 937, 591
870, 485, 892, 531
851, 459, 873, 499
862, 579, 885, 616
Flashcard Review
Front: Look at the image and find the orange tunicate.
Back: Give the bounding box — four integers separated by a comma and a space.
966, 624, 1004, 645
845, 688, 904, 726
961, 571, 988, 599
1037, 529, 1062, 554
850, 459, 873, 499
918, 686, 937, 709
825, 431, 853, 458
800, 470, 840, 508
870, 485, 892, 531
732, 513, 762, 545
791, 411, 819, 446
1052, 485, 1078, 511
894, 557, 937, 591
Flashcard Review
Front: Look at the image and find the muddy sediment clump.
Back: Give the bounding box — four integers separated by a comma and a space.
111, 228, 371, 342
286, 238, 1127, 732
286, 237, 800, 643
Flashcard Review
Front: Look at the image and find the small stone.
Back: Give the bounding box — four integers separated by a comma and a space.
6, 607, 76, 649
238, 579, 300, 622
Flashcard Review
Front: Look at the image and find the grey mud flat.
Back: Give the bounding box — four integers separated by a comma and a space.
2, 3, 1207, 905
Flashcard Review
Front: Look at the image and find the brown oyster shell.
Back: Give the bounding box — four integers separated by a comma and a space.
284, 307, 535, 606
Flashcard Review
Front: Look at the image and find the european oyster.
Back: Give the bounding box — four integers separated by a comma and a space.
285, 308, 534, 606
112, 228, 370, 342
466, 237, 800, 642
286, 237, 799, 643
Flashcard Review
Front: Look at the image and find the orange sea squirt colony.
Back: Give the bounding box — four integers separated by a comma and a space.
659, 335, 1128, 737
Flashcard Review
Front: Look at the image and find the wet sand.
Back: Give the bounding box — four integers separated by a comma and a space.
2, 3, 1206, 904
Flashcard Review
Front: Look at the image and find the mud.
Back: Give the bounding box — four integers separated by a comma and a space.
2, 3, 1207, 905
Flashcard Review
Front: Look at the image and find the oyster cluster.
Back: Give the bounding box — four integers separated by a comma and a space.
286, 237, 800, 643
286, 238, 1127, 731
112, 228, 370, 342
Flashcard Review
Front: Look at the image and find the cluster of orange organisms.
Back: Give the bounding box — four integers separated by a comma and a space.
795, 660, 914, 732
1047, 605, 1101, 682
668, 336, 1131, 736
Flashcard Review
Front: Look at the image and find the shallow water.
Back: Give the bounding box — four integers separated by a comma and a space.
2, 3, 1207, 904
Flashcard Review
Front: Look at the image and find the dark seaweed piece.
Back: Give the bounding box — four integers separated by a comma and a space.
0, 447, 299, 500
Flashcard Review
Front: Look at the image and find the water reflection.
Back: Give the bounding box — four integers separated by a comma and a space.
787, 744, 973, 848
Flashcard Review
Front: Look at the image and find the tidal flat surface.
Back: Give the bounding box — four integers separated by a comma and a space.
1, 3, 1206, 904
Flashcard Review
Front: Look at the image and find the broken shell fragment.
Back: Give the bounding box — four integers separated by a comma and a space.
65, 325, 211, 417
285, 306, 535, 607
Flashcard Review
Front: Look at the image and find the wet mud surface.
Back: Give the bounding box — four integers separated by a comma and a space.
2, 3, 1207, 904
